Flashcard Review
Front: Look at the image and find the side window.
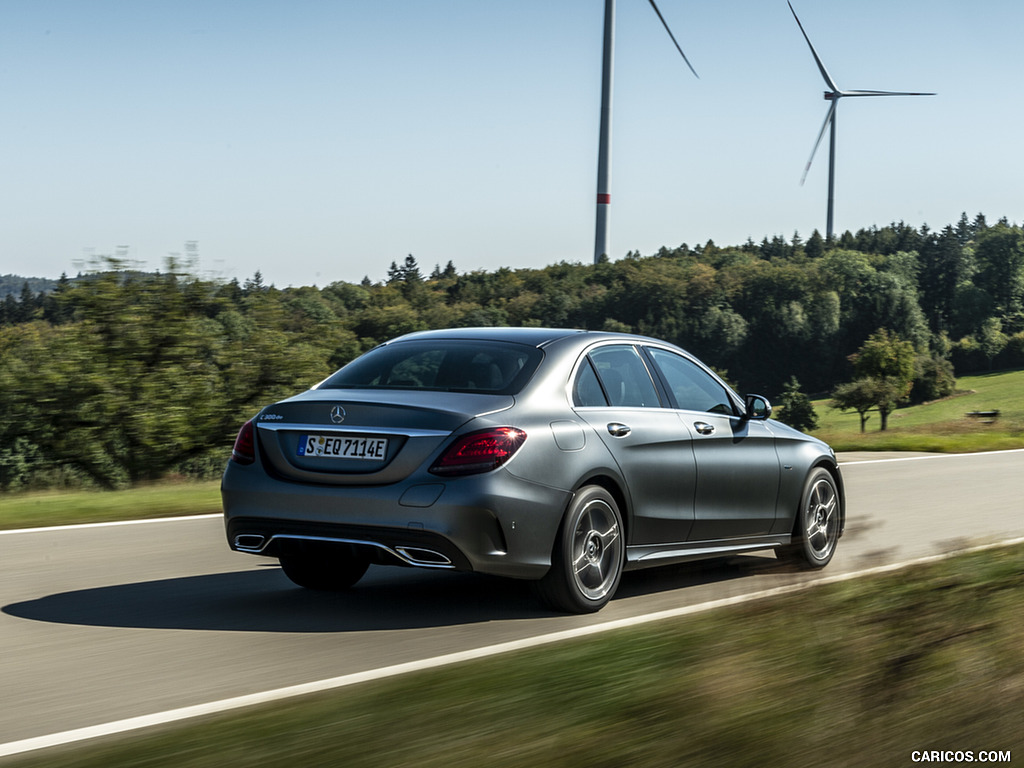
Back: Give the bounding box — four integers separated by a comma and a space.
572, 358, 608, 407
647, 348, 735, 416
588, 345, 661, 408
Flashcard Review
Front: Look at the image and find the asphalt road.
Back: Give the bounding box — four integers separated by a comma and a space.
1, 450, 1022, 751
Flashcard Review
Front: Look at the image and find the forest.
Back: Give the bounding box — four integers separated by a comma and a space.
2, 213, 1023, 491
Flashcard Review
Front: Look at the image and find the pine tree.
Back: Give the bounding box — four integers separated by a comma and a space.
776, 376, 818, 433
805, 230, 825, 259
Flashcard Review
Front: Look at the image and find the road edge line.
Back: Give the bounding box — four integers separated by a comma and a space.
0, 514, 222, 536
838, 447, 1024, 465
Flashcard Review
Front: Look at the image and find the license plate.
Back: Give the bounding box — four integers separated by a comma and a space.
297, 435, 388, 461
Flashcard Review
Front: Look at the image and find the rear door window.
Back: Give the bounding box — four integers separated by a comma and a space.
584, 345, 661, 408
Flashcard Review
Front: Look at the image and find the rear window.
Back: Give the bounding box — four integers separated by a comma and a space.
319, 340, 543, 395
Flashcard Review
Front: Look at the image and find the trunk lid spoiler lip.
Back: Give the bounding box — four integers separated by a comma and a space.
260, 389, 516, 424
256, 422, 450, 438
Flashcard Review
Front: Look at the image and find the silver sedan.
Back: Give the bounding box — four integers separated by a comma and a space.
222, 327, 844, 613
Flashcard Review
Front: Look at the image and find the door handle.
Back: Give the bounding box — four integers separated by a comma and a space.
694, 421, 715, 436
607, 423, 631, 437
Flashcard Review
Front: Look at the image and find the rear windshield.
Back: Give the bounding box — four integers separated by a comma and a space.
319, 339, 543, 395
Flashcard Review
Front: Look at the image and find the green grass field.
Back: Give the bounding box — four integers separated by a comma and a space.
811, 368, 1024, 453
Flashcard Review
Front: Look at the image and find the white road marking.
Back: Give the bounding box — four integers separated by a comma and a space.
0, 513, 221, 536
2, 535, 1022, 760
838, 447, 1024, 465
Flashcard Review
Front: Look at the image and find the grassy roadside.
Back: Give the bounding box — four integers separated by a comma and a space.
0, 480, 222, 531
8, 543, 1023, 768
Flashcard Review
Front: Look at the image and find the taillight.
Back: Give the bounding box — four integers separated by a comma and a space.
429, 427, 526, 476
231, 420, 256, 465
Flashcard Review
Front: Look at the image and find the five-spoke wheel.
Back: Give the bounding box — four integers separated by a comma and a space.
776, 467, 841, 569
535, 486, 624, 613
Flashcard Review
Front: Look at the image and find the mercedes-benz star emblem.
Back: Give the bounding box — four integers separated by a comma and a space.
330, 405, 346, 424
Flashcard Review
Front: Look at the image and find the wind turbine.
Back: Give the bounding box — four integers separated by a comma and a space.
788, 1, 935, 241
594, 0, 698, 264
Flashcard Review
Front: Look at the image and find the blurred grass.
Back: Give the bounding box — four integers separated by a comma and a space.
811, 368, 1024, 452
0, 480, 221, 530
9, 543, 1023, 768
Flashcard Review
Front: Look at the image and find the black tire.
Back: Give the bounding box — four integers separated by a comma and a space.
534, 486, 625, 614
279, 554, 369, 591
776, 467, 840, 569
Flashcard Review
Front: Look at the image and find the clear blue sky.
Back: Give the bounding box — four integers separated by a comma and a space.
1, 1, 1019, 287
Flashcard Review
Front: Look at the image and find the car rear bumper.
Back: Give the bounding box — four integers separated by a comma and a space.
221, 461, 571, 580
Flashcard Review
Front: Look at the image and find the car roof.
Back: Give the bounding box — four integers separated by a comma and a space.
385, 326, 697, 354
387, 327, 594, 348
386, 326, 689, 350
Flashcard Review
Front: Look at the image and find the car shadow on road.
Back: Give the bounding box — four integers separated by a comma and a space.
3, 555, 792, 633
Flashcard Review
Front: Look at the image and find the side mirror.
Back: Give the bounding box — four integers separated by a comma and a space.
744, 394, 772, 421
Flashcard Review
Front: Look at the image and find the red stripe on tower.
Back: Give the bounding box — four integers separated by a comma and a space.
597, 194, 611, 204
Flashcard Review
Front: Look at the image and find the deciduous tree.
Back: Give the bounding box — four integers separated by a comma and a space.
848, 328, 916, 430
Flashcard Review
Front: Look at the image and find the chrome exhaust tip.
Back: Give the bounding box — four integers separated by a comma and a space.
234, 534, 267, 552
395, 546, 453, 567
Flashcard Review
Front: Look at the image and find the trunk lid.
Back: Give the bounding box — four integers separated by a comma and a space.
254, 389, 514, 485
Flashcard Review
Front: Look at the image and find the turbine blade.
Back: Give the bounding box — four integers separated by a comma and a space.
840, 89, 937, 97
788, 1, 839, 93
647, 0, 699, 79
801, 101, 836, 186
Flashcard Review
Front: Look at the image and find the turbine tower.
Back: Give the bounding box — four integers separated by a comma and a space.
594, 0, 698, 264
788, 1, 935, 241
